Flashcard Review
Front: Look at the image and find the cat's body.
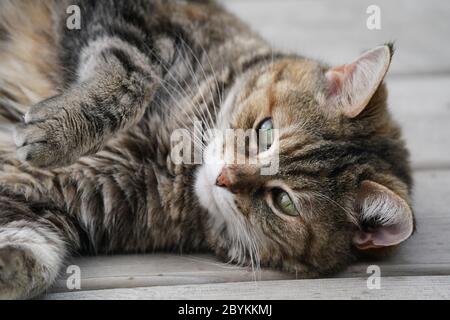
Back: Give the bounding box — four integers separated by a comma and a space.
0, 0, 414, 299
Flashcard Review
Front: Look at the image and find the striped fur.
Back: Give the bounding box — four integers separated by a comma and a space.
0, 0, 413, 299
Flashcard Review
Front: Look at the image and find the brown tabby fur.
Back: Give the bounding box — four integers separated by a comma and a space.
0, 0, 413, 299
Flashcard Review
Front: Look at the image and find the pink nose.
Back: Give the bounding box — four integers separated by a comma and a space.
215, 168, 233, 191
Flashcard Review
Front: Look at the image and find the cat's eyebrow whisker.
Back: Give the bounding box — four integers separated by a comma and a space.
311, 191, 354, 218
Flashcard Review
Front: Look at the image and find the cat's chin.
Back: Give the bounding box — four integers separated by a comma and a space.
195, 160, 251, 263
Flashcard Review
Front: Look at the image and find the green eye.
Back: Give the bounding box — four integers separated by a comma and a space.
257, 118, 274, 152
275, 191, 298, 216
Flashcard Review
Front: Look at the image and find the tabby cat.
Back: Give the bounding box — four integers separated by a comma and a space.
0, 0, 414, 299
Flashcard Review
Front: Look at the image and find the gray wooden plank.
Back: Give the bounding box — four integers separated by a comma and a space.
49, 254, 292, 293
49, 217, 450, 293
338, 216, 450, 278
411, 170, 450, 218
44, 275, 450, 300
48, 169, 450, 293
387, 76, 450, 169
221, 0, 450, 76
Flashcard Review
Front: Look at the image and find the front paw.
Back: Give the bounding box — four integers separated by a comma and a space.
14, 95, 100, 168
0, 246, 41, 300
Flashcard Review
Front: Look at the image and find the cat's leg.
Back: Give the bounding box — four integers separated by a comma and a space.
0, 194, 80, 299
14, 48, 162, 168
0, 157, 81, 300
14, 8, 168, 168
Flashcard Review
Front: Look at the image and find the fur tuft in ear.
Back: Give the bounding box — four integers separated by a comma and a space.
353, 180, 413, 250
325, 45, 392, 118
385, 42, 395, 58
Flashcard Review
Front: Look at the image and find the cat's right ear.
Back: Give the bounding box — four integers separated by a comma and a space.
325, 44, 393, 118
353, 180, 414, 250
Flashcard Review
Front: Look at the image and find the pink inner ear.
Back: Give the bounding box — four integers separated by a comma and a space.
354, 224, 411, 250
353, 180, 414, 251
325, 64, 356, 97
353, 231, 374, 249
324, 46, 391, 118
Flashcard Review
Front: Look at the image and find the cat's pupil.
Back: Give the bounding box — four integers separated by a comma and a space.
257, 118, 274, 152
275, 191, 297, 216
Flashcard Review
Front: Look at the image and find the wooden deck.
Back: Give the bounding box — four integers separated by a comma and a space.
44, 0, 450, 299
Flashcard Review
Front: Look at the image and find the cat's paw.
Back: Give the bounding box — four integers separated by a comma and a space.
0, 246, 42, 300
14, 95, 100, 168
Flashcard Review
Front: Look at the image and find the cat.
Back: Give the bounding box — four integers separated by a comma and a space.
0, 0, 414, 299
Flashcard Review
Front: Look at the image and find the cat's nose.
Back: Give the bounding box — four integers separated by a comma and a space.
215, 165, 263, 194
215, 168, 234, 193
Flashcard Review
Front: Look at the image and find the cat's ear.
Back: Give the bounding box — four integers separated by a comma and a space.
353, 180, 413, 250
325, 45, 393, 118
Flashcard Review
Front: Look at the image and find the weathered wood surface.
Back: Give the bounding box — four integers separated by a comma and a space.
222, 0, 450, 76
45, 276, 450, 300
47, 168, 450, 295
44, 0, 450, 299
49, 254, 293, 293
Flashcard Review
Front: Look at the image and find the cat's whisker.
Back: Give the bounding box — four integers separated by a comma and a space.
195, 40, 224, 122
153, 95, 206, 152
164, 48, 215, 134
152, 83, 206, 153
171, 44, 215, 144
152, 74, 201, 128
178, 38, 217, 136
182, 255, 243, 270
158, 95, 201, 141
224, 199, 261, 280
181, 62, 216, 142
311, 191, 354, 218
142, 44, 212, 139
177, 38, 217, 121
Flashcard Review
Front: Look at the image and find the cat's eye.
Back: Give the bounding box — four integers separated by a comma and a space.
275, 190, 298, 216
257, 118, 274, 152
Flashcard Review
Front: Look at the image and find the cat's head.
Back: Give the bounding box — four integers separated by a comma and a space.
195, 44, 414, 275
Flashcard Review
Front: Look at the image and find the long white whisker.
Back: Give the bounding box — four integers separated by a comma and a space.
311, 191, 354, 217
153, 95, 206, 151
152, 75, 207, 150
225, 199, 261, 281
194, 40, 224, 121
142, 44, 212, 144
177, 44, 215, 137
178, 38, 217, 136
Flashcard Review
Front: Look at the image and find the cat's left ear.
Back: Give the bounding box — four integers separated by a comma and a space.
353, 180, 414, 250
325, 44, 393, 118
